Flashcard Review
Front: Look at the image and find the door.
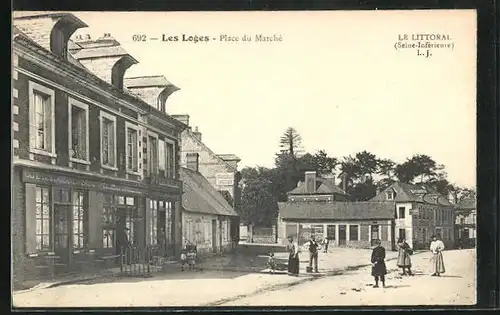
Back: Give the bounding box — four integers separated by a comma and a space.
219, 219, 223, 252
370, 225, 379, 246
338, 225, 347, 246
212, 219, 217, 252
54, 204, 71, 265
399, 228, 406, 241
115, 212, 127, 255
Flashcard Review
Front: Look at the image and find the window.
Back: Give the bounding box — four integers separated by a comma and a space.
69, 99, 89, 162
386, 191, 394, 200
100, 112, 117, 169
150, 200, 158, 245
50, 26, 68, 59
125, 123, 139, 173
398, 228, 406, 240
72, 190, 88, 249
148, 134, 159, 176
165, 201, 173, 245
398, 207, 406, 219
29, 82, 55, 156
165, 141, 175, 178
349, 225, 359, 241
102, 194, 115, 249
158, 139, 166, 173
326, 225, 336, 240
35, 186, 51, 251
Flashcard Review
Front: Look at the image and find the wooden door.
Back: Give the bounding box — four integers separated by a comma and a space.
370, 225, 379, 246
338, 225, 347, 246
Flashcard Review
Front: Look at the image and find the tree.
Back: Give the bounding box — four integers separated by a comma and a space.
297, 150, 338, 176
279, 127, 302, 157
394, 154, 442, 183
355, 150, 379, 179
218, 190, 234, 206
239, 167, 279, 226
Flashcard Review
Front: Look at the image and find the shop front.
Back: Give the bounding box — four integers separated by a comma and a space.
15, 166, 182, 277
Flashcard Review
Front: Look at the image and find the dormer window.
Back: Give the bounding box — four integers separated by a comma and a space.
50, 26, 68, 59
386, 191, 394, 200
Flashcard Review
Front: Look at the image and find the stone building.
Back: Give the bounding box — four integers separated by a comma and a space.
12, 13, 186, 286
180, 153, 239, 256
370, 182, 455, 250
277, 171, 395, 249
454, 197, 476, 248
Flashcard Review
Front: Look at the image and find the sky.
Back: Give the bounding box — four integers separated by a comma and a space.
69, 10, 476, 188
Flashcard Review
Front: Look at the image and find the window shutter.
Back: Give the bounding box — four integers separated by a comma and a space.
25, 184, 37, 253
145, 199, 151, 245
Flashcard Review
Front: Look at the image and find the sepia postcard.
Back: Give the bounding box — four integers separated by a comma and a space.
11, 10, 477, 308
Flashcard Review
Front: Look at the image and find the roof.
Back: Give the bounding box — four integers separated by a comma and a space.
12, 12, 88, 28
71, 45, 138, 61
279, 201, 395, 220
370, 182, 452, 206
217, 154, 241, 162
124, 75, 176, 88
180, 167, 238, 217
455, 197, 476, 210
288, 177, 348, 196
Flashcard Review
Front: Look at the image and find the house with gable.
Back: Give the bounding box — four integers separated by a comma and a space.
370, 182, 455, 250
454, 197, 476, 249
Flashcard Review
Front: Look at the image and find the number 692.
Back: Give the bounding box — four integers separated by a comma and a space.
132, 34, 147, 42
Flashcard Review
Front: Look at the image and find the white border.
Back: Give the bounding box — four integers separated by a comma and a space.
99, 111, 118, 171
68, 97, 90, 165
125, 121, 140, 175
28, 81, 57, 158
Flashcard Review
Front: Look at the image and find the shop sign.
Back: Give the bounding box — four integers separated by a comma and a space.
22, 169, 145, 195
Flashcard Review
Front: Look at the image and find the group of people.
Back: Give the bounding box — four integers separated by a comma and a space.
280, 234, 447, 284
370, 235, 447, 288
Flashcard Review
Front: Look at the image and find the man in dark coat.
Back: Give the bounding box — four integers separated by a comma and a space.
371, 239, 387, 288
305, 235, 320, 273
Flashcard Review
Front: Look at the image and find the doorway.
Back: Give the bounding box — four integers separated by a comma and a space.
398, 228, 406, 241
54, 203, 70, 265
371, 225, 380, 246
212, 219, 217, 253
338, 225, 347, 246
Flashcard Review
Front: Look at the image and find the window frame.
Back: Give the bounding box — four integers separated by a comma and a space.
147, 131, 160, 176
386, 190, 394, 200
99, 111, 118, 170
35, 185, 52, 252
28, 81, 57, 158
125, 122, 140, 175
71, 190, 88, 250
398, 206, 406, 219
349, 224, 359, 241
164, 137, 176, 179
68, 98, 90, 165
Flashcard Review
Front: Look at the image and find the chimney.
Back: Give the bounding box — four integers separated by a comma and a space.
71, 33, 138, 89
217, 154, 241, 170
186, 153, 199, 172
172, 114, 190, 126
193, 126, 202, 142
13, 13, 88, 58
124, 75, 180, 112
342, 173, 348, 193
304, 171, 317, 193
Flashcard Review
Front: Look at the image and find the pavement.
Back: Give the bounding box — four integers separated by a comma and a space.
12, 247, 409, 307
220, 249, 477, 306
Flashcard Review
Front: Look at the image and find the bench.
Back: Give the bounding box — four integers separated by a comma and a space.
95, 254, 121, 269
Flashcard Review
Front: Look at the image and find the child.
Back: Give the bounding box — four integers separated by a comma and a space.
186, 247, 197, 271
267, 252, 277, 274
180, 250, 188, 271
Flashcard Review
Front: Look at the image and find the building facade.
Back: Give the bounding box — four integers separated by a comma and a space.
180, 153, 239, 256
277, 171, 394, 249
370, 182, 455, 250
12, 13, 186, 285
454, 197, 476, 248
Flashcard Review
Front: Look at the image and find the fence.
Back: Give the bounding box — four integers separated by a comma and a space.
120, 245, 169, 277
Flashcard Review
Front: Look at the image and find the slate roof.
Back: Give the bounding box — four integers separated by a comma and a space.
279, 201, 395, 220
369, 182, 452, 206
71, 45, 138, 61
124, 75, 176, 88
455, 197, 476, 210
180, 167, 238, 217
288, 177, 348, 196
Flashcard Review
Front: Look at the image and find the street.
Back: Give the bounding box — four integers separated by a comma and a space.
12, 248, 475, 307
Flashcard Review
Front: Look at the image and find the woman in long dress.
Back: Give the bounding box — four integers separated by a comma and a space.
397, 238, 413, 276
287, 236, 300, 276
429, 235, 445, 276
371, 239, 387, 288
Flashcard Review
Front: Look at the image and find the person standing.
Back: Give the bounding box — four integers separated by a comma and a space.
371, 239, 387, 288
397, 238, 413, 276
323, 237, 329, 253
287, 236, 300, 276
305, 236, 320, 273
429, 235, 446, 276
